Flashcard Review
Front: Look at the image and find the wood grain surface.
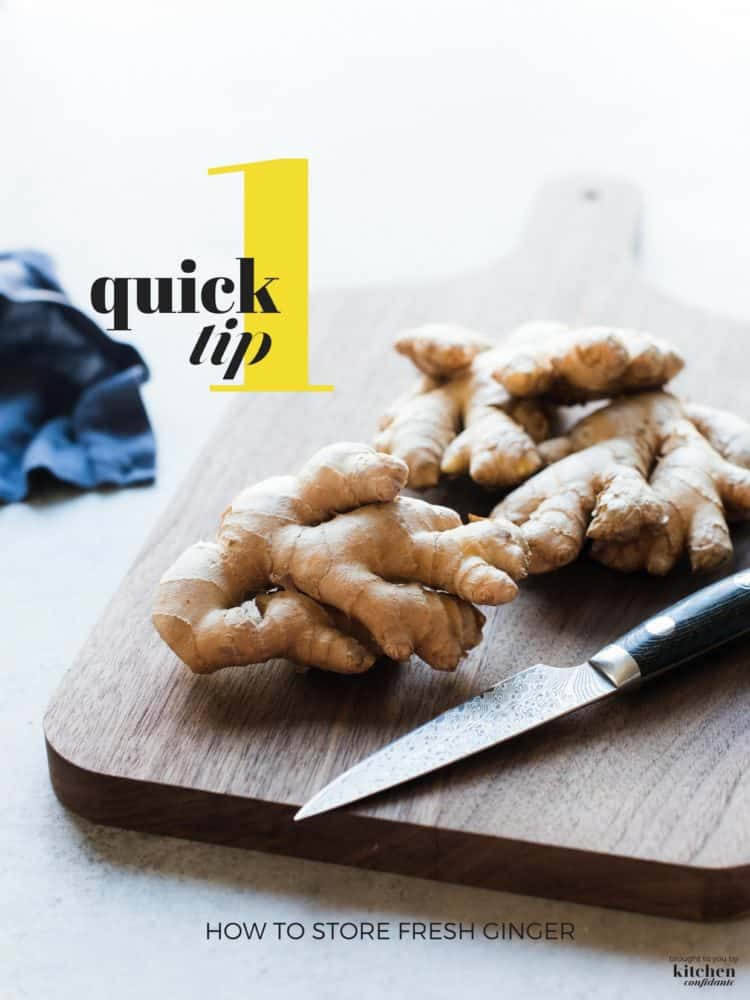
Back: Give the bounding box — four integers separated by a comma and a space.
44, 176, 750, 920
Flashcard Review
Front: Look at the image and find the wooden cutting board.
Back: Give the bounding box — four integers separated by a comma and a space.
44, 177, 750, 921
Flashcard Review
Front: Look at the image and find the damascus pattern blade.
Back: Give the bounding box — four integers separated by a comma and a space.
295, 662, 615, 820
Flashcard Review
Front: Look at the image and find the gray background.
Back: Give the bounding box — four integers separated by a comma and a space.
2, 1, 750, 997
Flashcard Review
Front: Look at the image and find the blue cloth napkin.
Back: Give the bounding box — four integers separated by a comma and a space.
0, 250, 155, 502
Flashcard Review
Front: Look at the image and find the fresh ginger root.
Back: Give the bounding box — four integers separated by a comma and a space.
493, 391, 750, 575
153, 443, 529, 675
375, 322, 683, 489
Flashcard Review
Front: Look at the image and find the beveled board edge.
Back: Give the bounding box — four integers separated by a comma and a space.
45, 736, 750, 921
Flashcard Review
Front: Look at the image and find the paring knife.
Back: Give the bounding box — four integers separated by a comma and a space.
295, 570, 750, 821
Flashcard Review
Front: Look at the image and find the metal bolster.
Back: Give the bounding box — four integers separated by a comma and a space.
588, 644, 642, 688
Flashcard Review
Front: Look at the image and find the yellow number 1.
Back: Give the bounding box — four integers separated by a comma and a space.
207, 158, 333, 392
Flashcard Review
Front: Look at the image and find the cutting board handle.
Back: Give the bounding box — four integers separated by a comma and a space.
505, 175, 643, 310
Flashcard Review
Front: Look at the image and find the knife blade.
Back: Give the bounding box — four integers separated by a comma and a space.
295, 569, 750, 821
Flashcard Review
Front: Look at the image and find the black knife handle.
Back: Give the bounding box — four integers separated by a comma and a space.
589, 570, 750, 687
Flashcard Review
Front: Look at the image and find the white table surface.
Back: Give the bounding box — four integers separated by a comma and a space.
3, 2, 750, 997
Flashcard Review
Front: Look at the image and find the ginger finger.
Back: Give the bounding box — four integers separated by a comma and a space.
592, 417, 750, 575
495, 325, 684, 404
293, 440, 409, 514
374, 381, 462, 488
153, 550, 376, 675
395, 323, 494, 378
339, 577, 484, 668
254, 591, 378, 675
411, 594, 485, 672
409, 513, 528, 603
683, 401, 750, 469
376, 374, 438, 432
439, 380, 545, 486
494, 442, 646, 573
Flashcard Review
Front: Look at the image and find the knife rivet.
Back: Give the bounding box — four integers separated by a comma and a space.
734, 569, 750, 589
645, 615, 676, 637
